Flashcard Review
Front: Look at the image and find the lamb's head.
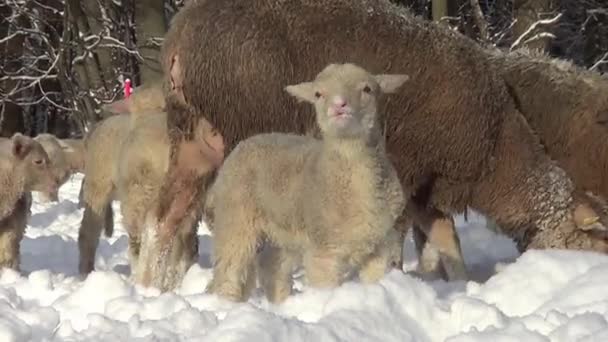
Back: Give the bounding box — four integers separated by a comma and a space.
176, 116, 226, 179
285, 63, 409, 139
34, 133, 76, 202
10, 133, 59, 195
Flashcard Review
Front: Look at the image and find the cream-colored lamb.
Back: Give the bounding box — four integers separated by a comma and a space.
34, 133, 85, 202
205, 63, 409, 303
0, 133, 59, 270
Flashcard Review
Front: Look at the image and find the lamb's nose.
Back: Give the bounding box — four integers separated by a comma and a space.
332, 96, 347, 108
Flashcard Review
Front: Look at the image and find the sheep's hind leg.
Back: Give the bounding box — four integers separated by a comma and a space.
359, 229, 403, 283
303, 248, 348, 288
258, 244, 296, 303
205, 204, 263, 302
410, 203, 468, 281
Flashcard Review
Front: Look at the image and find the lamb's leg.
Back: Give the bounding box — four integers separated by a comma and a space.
303, 248, 347, 288
138, 138, 205, 289
408, 201, 468, 281
0, 228, 22, 270
205, 202, 262, 302
78, 204, 107, 275
359, 228, 403, 283
425, 216, 468, 281
258, 244, 296, 303
0, 196, 28, 271
119, 172, 159, 277
412, 224, 448, 280
138, 175, 200, 290
78, 179, 113, 275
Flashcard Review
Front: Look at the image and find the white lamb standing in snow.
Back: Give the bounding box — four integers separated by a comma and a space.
204, 63, 410, 303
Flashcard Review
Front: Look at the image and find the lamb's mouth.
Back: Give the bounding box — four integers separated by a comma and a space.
329, 112, 353, 122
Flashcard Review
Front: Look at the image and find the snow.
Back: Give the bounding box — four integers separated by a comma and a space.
2, 173, 608, 341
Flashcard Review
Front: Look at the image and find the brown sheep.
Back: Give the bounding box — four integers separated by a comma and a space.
0, 133, 59, 270
495, 48, 608, 205
205, 63, 408, 303
159, 0, 608, 282
77, 91, 224, 290
33, 133, 85, 202
414, 48, 608, 280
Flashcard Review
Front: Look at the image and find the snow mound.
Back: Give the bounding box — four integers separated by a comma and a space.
1, 173, 607, 341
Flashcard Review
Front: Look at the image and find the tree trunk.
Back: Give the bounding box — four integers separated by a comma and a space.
432, 0, 449, 22
0, 5, 26, 137
135, 0, 166, 83
82, 0, 115, 86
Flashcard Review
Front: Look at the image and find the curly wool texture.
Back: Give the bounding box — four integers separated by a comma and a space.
492, 47, 608, 205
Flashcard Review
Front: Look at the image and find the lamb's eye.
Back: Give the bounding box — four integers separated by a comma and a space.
314, 91, 322, 99
362, 85, 371, 93
34, 159, 43, 165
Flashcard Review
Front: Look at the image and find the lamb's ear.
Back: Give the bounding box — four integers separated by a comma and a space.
11, 133, 33, 160
284, 82, 317, 103
102, 98, 131, 114
375, 74, 410, 94
57, 139, 75, 153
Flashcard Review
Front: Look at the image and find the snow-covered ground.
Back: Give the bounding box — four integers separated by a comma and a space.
3, 173, 608, 341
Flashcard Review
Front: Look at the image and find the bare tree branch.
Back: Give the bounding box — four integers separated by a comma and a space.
470, 0, 490, 42
591, 51, 608, 71
510, 13, 562, 50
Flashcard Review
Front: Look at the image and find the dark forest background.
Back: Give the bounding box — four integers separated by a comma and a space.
1, 0, 606, 139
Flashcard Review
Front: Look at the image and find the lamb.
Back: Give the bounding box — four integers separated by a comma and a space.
101, 80, 166, 116
77, 81, 168, 275
76, 81, 165, 209
158, 0, 608, 284
115, 96, 223, 290
78, 114, 132, 275
205, 63, 408, 303
0, 133, 59, 270
33, 133, 85, 202
77, 91, 224, 290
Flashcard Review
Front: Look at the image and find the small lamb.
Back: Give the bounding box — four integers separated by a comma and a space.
34, 133, 85, 202
0, 133, 59, 270
205, 63, 409, 303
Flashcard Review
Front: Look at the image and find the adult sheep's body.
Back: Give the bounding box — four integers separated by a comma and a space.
159, 0, 608, 283
494, 48, 608, 204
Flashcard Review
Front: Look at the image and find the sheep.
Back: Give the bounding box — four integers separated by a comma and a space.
204, 63, 408, 303
33, 133, 85, 202
494, 48, 608, 205
0, 133, 59, 270
413, 48, 608, 280
77, 92, 224, 290
101, 80, 166, 117
77, 80, 168, 275
159, 0, 608, 283
76, 81, 165, 209
115, 95, 223, 290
